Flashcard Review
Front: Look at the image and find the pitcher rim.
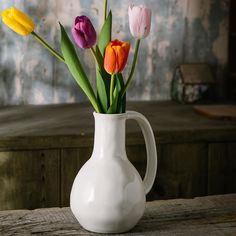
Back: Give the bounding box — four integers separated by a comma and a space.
93, 111, 127, 119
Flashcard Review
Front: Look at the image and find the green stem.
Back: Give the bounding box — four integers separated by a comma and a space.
31, 31, 65, 63
121, 39, 141, 98
90, 47, 103, 72
110, 74, 115, 105
104, 0, 108, 22
91, 97, 101, 113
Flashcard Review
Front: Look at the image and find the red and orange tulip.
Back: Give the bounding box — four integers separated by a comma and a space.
104, 39, 130, 75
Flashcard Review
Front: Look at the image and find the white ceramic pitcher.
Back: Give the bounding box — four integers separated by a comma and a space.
70, 111, 157, 233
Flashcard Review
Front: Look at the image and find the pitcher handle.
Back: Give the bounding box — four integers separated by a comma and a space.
127, 111, 157, 194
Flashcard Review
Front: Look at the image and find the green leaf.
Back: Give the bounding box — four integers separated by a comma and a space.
96, 11, 112, 111
59, 23, 101, 113
98, 11, 112, 56
107, 75, 121, 114
96, 69, 108, 113
95, 46, 110, 111
117, 73, 126, 113
113, 75, 122, 98
95, 45, 109, 77
95, 45, 104, 68
95, 45, 111, 82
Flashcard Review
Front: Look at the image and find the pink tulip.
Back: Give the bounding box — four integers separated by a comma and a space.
128, 5, 151, 39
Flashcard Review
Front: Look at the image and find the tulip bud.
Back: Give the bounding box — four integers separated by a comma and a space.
104, 39, 130, 75
1, 7, 35, 36
71, 16, 97, 49
128, 5, 151, 39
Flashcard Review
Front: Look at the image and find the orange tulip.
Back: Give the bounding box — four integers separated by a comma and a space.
104, 39, 130, 75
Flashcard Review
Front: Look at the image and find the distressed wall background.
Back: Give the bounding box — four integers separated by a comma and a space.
0, 0, 229, 105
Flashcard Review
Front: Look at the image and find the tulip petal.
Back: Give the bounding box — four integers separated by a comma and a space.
2, 10, 29, 36
114, 44, 128, 73
72, 28, 87, 48
104, 40, 130, 75
104, 44, 116, 74
83, 20, 96, 45
139, 8, 151, 38
71, 15, 96, 49
120, 42, 130, 72
1, 7, 34, 36
128, 6, 142, 38
128, 5, 151, 39
11, 7, 35, 33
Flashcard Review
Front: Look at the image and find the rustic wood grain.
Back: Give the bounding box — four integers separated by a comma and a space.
160, 143, 208, 198
0, 150, 60, 210
208, 143, 227, 194
0, 102, 235, 151
208, 142, 236, 195
0, 102, 235, 209
0, 194, 235, 235
225, 143, 236, 193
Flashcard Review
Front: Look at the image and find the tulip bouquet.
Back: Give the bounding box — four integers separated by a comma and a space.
1, 1, 151, 114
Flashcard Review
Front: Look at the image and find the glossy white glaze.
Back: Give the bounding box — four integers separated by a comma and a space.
70, 111, 157, 233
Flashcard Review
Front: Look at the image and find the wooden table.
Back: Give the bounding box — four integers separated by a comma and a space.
0, 102, 236, 210
0, 194, 236, 235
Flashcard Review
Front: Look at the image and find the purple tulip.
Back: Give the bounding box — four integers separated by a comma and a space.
71, 16, 96, 49
128, 5, 151, 39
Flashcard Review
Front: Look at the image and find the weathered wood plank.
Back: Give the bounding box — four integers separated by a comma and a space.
0, 102, 235, 209
0, 194, 235, 235
208, 142, 236, 195
0, 102, 235, 150
154, 144, 180, 199
126, 144, 146, 178
225, 142, 236, 193
208, 143, 227, 194
160, 143, 208, 198
0, 150, 60, 210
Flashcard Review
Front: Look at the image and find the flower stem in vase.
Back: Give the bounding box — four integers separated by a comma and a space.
31, 32, 65, 63
110, 74, 115, 105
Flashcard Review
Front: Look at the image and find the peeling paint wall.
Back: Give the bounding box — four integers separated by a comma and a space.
0, 0, 229, 105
